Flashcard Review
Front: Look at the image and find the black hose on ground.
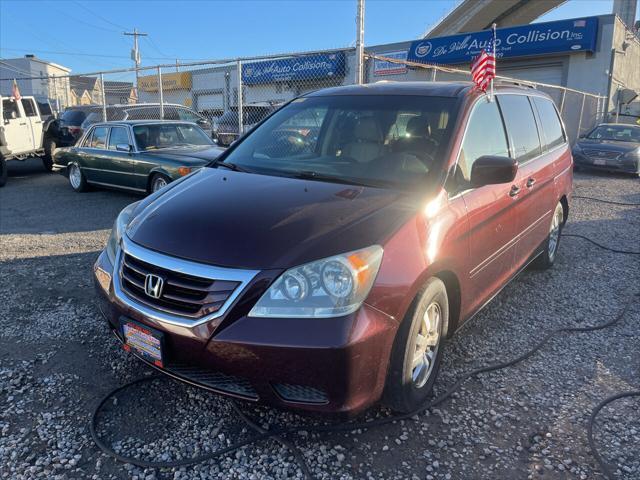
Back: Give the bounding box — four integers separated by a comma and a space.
89, 193, 640, 478
587, 390, 640, 479
572, 195, 640, 207
89, 291, 638, 478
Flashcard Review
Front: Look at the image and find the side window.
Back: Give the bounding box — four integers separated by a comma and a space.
163, 107, 179, 120
108, 127, 130, 150
21, 99, 38, 117
497, 95, 542, 162
3, 99, 21, 120
90, 126, 108, 149
177, 108, 200, 122
81, 128, 94, 147
457, 99, 509, 183
532, 97, 565, 150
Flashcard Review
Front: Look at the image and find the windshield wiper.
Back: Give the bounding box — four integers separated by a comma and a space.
210, 160, 250, 173
292, 170, 379, 187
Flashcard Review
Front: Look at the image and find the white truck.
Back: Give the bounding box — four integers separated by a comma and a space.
0, 95, 55, 187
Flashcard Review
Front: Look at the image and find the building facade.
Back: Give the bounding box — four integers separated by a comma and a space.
0, 55, 71, 109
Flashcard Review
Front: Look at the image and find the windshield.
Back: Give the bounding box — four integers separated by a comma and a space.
133, 123, 213, 150
587, 125, 640, 143
222, 95, 458, 188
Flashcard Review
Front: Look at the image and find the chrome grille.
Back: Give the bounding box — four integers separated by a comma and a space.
583, 149, 621, 160
120, 253, 240, 318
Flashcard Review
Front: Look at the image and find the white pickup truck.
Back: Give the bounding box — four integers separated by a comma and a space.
0, 95, 54, 187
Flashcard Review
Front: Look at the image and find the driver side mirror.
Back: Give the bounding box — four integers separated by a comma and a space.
116, 143, 132, 153
470, 155, 518, 187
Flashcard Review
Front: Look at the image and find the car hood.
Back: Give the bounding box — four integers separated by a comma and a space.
576, 138, 639, 154
142, 145, 226, 162
126, 168, 421, 270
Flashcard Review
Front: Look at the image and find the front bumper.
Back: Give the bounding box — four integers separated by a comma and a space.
573, 152, 639, 174
93, 248, 397, 415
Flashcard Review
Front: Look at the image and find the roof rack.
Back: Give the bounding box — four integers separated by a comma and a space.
493, 77, 537, 89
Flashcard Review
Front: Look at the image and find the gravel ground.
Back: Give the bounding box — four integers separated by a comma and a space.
0, 158, 638, 480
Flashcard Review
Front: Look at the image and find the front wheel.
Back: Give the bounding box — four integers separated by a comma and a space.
384, 278, 448, 413
531, 201, 564, 270
0, 156, 7, 187
149, 173, 170, 193
68, 163, 88, 192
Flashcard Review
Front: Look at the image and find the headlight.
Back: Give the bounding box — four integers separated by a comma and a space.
623, 149, 640, 160
249, 246, 383, 318
105, 202, 140, 265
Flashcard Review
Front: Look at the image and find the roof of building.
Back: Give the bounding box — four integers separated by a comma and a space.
424, 0, 567, 38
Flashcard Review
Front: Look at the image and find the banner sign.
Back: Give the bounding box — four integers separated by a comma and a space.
139, 72, 192, 92
373, 51, 408, 76
407, 17, 599, 65
243, 52, 346, 85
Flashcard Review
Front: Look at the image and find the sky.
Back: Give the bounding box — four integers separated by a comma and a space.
0, 0, 636, 75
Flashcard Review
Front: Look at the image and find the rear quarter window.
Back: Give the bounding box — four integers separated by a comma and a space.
497, 94, 542, 162
532, 97, 565, 150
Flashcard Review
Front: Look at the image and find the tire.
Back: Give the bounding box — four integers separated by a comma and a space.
0, 156, 7, 187
149, 173, 170, 194
42, 137, 56, 172
68, 163, 88, 192
385, 277, 448, 413
531, 201, 565, 270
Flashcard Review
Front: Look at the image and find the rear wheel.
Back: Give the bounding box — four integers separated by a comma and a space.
532, 201, 564, 270
68, 163, 88, 192
385, 278, 448, 413
42, 137, 56, 171
0, 156, 7, 187
150, 173, 170, 193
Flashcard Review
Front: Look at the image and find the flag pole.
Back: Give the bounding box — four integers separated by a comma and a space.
490, 23, 497, 102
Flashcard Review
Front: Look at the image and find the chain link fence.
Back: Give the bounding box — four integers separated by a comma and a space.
1, 48, 606, 146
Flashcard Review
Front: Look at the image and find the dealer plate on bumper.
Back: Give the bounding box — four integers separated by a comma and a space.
121, 320, 164, 368
593, 159, 607, 165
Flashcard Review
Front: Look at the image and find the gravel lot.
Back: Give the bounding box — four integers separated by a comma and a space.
1, 158, 638, 480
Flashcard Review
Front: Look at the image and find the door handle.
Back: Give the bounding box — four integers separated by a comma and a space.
526, 177, 536, 188
509, 185, 520, 197
19, 122, 26, 126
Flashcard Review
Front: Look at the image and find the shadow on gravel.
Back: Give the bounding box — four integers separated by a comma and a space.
1, 158, 140, 235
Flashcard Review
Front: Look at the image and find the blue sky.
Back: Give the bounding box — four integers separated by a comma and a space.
0, 0, 634, 74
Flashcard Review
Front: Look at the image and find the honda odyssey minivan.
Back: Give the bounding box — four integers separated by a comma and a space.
93, 82, 572, 414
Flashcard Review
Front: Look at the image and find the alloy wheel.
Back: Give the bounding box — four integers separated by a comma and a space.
152, 177, 168, 192
411, 302, 442, 388
69, 164, 81, 189
548, 203, 563, 261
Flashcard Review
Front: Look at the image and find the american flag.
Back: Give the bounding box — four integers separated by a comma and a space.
12, 79, 21, 101
471, 25, 497, 92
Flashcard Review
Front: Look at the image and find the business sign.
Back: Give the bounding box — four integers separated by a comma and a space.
408, 17, 599, 65
242, 52, 346, 85
139, 72, 192, 92
373, 51, 408, 76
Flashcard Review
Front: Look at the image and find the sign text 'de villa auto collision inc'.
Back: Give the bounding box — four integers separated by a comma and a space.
408, 17, 599, 65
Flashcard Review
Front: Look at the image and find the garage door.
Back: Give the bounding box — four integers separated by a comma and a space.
196, 93, 223, 111
500, 64, 563, 87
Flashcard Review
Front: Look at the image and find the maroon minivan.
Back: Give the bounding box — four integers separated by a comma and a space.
93, 82, 572, 414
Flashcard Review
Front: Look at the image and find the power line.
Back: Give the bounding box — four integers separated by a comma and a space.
72, 0, 131, 31
0, 47, 184, 61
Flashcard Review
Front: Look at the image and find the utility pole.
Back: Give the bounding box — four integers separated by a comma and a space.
355, 0, 365, 84
124, 28, 147, 101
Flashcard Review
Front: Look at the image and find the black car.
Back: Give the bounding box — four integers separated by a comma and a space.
212, 104, 279, 146
573, 123, 640, 176
80, 104, 212, 136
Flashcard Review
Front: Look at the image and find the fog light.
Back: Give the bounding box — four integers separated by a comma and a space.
94, 265, 112, 293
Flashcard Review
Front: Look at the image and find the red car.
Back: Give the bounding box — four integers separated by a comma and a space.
93, 82, 572, 415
